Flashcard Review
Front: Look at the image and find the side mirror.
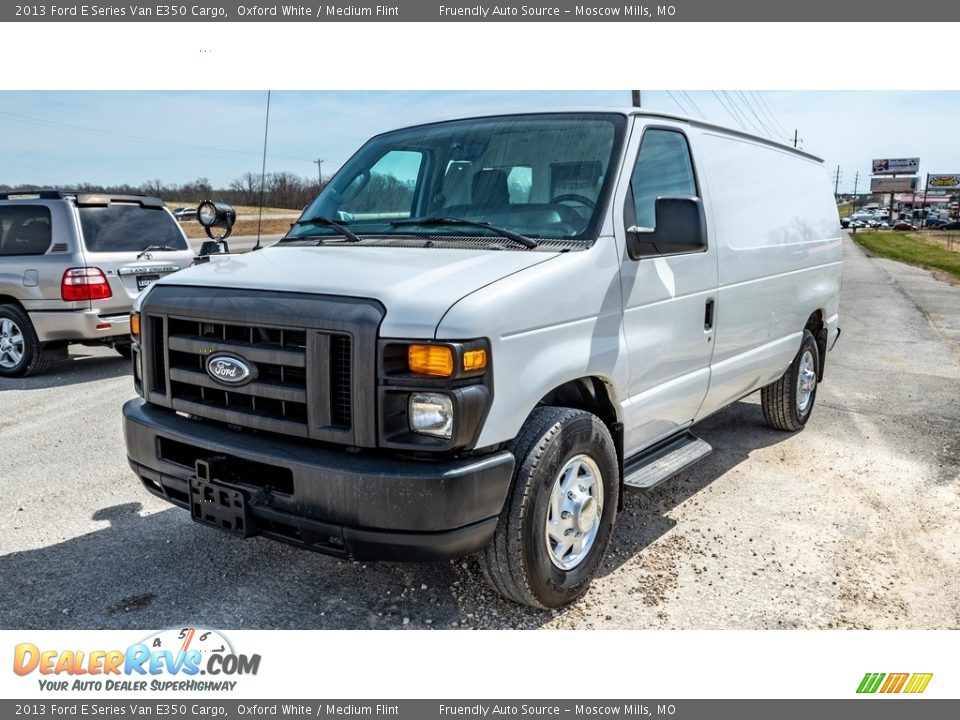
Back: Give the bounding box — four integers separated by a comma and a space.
197, 201, 236, 241
198, 239, 230, 255
626, 196, 707, 260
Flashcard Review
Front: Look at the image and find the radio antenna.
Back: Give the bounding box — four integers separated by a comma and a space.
254, 89, 271, 251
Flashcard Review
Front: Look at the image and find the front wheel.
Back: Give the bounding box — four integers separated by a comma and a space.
761, 329, 820, 432
479, 407, 618, 608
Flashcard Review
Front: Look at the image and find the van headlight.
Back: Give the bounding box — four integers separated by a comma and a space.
408, 393, 454, 439
378, 339, 492, 451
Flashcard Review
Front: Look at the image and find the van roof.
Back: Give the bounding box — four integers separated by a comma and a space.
383, 107, 824, 164
623, 107, 823, 163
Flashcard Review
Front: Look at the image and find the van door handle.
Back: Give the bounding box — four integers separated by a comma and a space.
704, 298, 715, 331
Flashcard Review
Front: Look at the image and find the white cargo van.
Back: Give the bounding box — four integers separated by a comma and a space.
123, 109, 842, 608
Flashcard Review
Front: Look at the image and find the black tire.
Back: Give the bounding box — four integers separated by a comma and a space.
114, 342, 133, 360
761, 329, 820, 432
479, 406, 618, 609
0, 304, 48, 378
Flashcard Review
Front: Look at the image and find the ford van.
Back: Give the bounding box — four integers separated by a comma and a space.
123, 110, 842, 608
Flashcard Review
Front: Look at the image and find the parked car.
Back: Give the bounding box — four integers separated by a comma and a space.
173, 207, 198, 221
939, 220, 960, 231
892, 221, 915, 231
0, 191, 194, 376
123, 109, 842, 608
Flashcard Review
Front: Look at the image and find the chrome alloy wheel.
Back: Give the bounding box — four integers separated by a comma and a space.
545, 454, 604, 570
0, 318, 24, 369
796, 349, 817, 414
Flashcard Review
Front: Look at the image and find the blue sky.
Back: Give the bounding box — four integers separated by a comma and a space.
2, 90, 958, 193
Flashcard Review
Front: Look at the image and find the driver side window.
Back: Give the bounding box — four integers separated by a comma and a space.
629, 129, 697, 229
339, 150, 424, 220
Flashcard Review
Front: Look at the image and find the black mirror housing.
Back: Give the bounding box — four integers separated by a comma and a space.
627, 196, 707, 260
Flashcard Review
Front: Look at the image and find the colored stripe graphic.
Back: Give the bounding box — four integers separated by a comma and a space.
857, 672, 932, 694
857, 673, 885, 693
880, 673, 909, 693
904, 673, 933, 694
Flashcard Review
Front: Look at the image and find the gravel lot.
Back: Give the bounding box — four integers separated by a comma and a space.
1, 234, 958, 630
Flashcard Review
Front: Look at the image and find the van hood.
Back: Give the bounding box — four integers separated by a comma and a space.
154, 245, 561, 337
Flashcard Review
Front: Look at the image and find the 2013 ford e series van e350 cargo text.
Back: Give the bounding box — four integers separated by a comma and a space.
122, 109, 842, 608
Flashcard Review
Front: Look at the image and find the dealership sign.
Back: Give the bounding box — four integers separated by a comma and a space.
870, 176, 919, 193
872, 157, 920, 175
927, 174, 960, 190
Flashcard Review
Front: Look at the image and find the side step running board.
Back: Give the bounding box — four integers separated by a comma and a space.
623, 431, 712, 490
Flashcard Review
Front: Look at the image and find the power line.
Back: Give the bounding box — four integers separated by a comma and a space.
711, 91, 746, 131
751, 91, 788, 138
664, 90, 692, 116
754, 91, 791, 140
0, 110, 255, 160
679, 90, 707, 120
736, 90, 777, 138
723, 90, 764, 136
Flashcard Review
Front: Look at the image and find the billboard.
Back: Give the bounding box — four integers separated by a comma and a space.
872, 157, 920, 175
871, 176, 919, 193
927, 174, 960, 190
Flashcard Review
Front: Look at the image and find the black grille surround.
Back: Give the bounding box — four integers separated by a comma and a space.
140, 285, 384, 448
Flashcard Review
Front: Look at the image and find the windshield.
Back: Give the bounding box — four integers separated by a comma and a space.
78, 204, 188, 253
285, 112, 627, 244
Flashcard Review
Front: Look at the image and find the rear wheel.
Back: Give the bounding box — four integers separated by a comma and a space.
114, 342, 133, 360
0, 305, 48, 378
479, 407, 618, 608
761, 329, 819, 432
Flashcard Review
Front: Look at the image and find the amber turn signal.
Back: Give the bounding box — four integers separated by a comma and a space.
463, 348, 487, 372
407, 344, 454, 377
130, 312, 140, 339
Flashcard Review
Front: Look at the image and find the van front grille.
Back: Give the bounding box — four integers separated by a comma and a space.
146, 316, 352, 439
330, 334, 352, 428
137, 286, 383, 448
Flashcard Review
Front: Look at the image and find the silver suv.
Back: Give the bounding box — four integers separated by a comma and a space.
0, 191, 195, 377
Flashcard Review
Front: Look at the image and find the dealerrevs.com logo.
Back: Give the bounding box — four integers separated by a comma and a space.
13, 627, 261, 692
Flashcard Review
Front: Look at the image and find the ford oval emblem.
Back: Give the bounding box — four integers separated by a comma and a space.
206, 354, 256, 386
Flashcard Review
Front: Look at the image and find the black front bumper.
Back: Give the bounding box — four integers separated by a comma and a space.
122, 399, 515, 561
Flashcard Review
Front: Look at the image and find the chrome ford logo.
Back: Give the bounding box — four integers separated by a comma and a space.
206, 354, 255, 386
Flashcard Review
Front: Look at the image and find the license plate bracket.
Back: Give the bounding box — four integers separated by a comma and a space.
189, 476, 253, 537
137, 274, 160, 291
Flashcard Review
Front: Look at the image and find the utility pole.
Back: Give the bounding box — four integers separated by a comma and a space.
793, 130, 798, 148
852, 171, 859, 212
313, 158, 324, 184
631, 90, 642, 108
833, 165, 841, 198
921, 173, 928, 227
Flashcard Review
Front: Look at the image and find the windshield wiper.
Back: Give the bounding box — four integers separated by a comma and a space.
136, 244, 179, 259
290, 216, 361, 244
390, 216, 538, 249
